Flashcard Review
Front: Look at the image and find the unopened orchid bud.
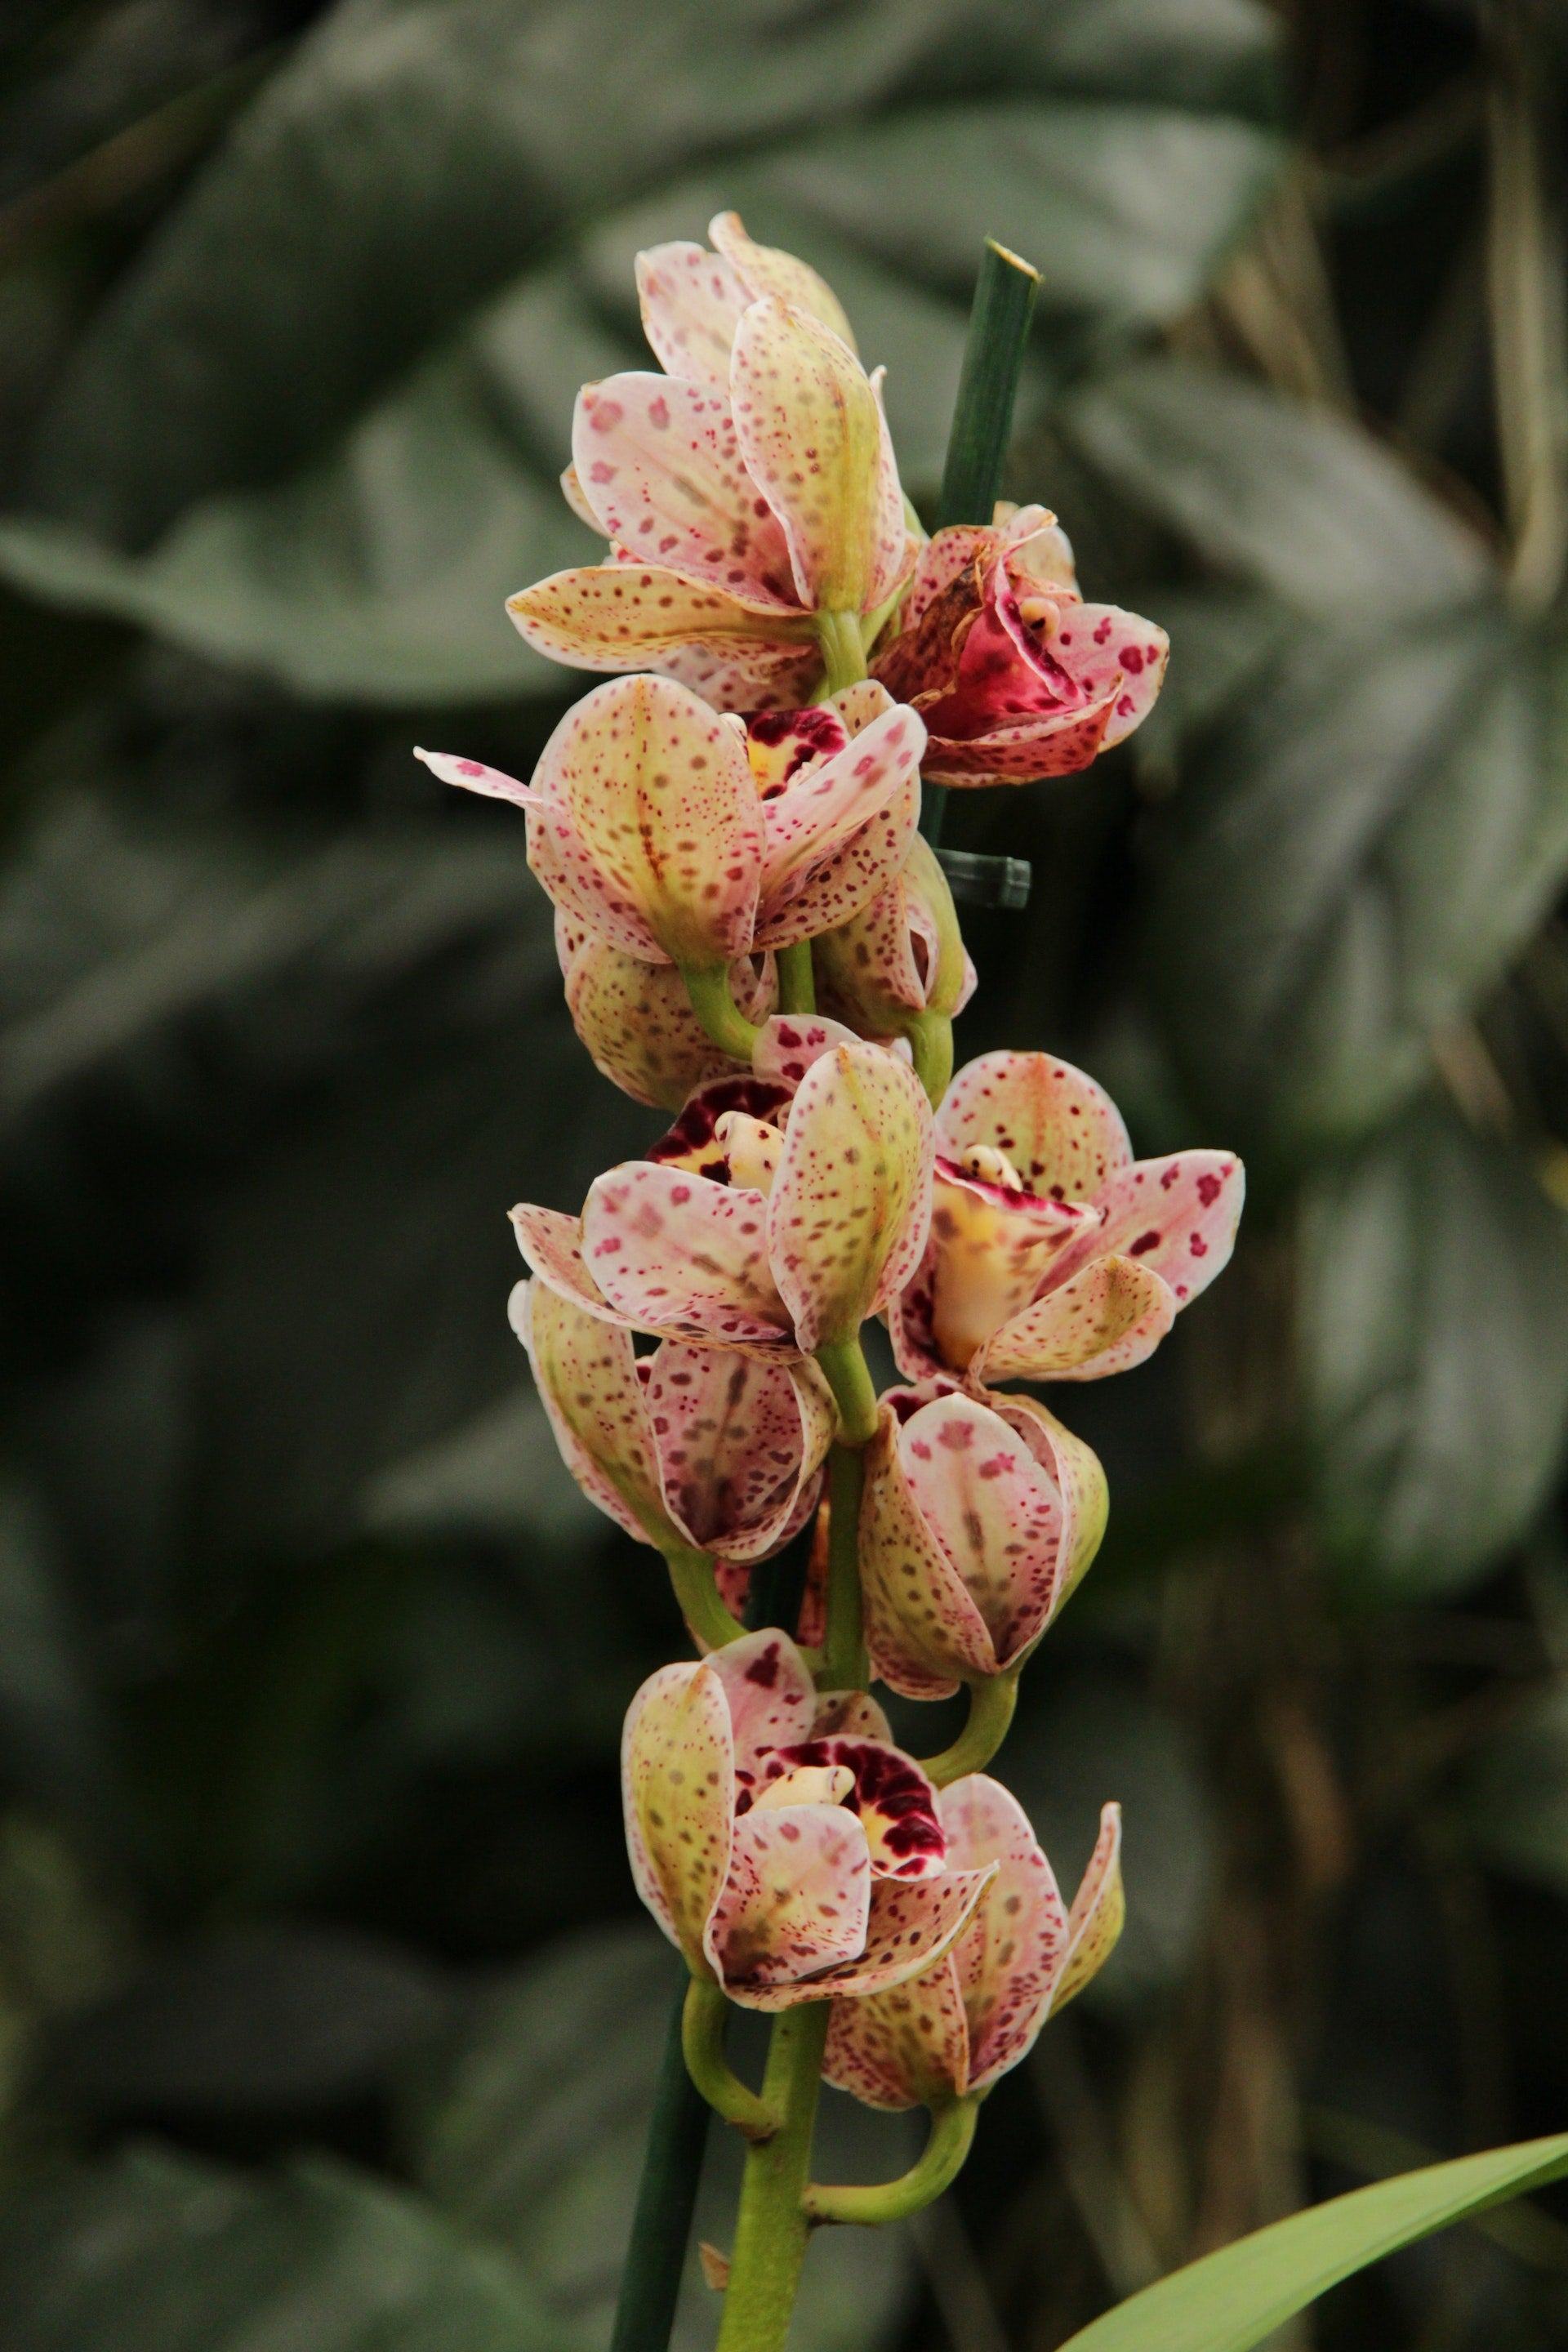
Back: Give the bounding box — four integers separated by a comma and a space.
825, 1778, 1123, 2108
813, 833, 975, 1041
860, 1383, 1107, 1697
621, 1627, 994, 2006
891, 1050, 1244, 1388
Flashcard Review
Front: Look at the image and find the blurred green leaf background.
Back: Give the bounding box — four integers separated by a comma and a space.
2, 1, 1568, 2346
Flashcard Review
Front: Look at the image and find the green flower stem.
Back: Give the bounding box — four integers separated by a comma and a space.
683, 1976, 779, 2141
680, 964, 762, 1063
776, 938, 817, 1017
821, 1441, 869, 1695
921, 237, 1040, 853
610, 1970, 712, 2352
816, 608, 867, 696
804, 2095, 981, 2225
715, 2001, 832, 2352
922, 1668, 1021, 1788
664, 1546, 745, 1654
906, 1009, 954, 1107
813, 1333, 880, 1446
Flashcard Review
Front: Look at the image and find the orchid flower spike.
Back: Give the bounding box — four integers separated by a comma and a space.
416, 677, 924, 991
622, 1626, 995, 2007
508, 215, 914, 710
513, 1278, 833, 1568
872, 502, 1167, 785
860, 1379, 1107, 1697
513, 1036, 934, 1361
825, 1778, 1123, 2107
892, 1050, 1244, 1387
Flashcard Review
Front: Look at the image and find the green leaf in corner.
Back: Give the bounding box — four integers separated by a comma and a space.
1056, 2132, 1568, 2352
1298, 1100, 1568, 1597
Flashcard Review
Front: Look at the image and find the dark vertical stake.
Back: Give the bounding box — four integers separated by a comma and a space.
921, 238, 1041, 850
611, 1971, 711, 2352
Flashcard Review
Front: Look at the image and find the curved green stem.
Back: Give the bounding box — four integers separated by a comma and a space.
813, 1334, 880, 1446
664, 1546, 744, 1654
805, 2095, 981, 2226
715, 2002, 831, 2352
815, 608, 867, 696
683, 1977, 778, 2141
776, 939, 816, 1017
922, 1668, 1021, 1788
680, 964, 762, 1063
906, 1009, 954, 1108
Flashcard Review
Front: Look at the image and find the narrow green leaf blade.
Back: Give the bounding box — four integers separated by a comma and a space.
1057, 2132, 1568, 2352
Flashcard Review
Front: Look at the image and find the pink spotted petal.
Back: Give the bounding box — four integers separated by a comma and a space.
898, 528, 993, 633
527, 798, 669, 961
898, 1390, 1071, 1669
709, 211, 858, 353
572, 375, 800, 611
561, 933, 772, 1112
860, 1404, 989, 1699
510, 1279, 669, 1548
535, 675, 764, 969
582, 1163, 792, 1348
635, 240, 749, 386
751, 1013, 865, 1089
940, 1775, 1070, 2092
414, 746, 537, 807
730, 298, 908, 615
985, 1391, 1108, 1606
917, 697, 1118, 787
938, 1052, 1133, 1205
1073, 1151, 1245, 1311
736, 1865, 995, 2011
647, 1346, 834, 1563
768, 1042, 934, 1351
560, 463, 603, 530
708, 1802, 871, 1993
759, 1735, 947, 1880
705, 1625, 817, 1784
977, 1255, 1177, 1385
1048, 1802, 1125, 2015
757, 697, 926, 911
509, 1204, 628, 1325
887, 1237, 951, 1388
755, 765, 921, 951
822, 1953, 969, 2111
813, 1690, 894, 1741
506, 565, 815, 683
621, 1659, 736, 1972
1051, 604, 1168, 748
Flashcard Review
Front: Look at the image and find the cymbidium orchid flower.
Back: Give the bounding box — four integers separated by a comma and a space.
622, 1626, 994, 2007
513, 1278, 833, 1568
871, 502, 1167, 786
416, 677, 924, 989
513, 1036, 934, 1361
860, 1379, 1107, 1698
892, 1049, 1244, 1387
813, 833, 977, 1043
508, 214, 914, 711
554, 911, 775, 1110
824, 1778, 1123, 2107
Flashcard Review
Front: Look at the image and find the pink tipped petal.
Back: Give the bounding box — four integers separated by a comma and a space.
822, 1955, 969, 2110
710, 1802, 872, 1995
657, 634, 825, 715
509, 1204, 627, 1325
510, 1280, 670, 1548
1048, 1802, 1125, 2016
898, 1391, 1071, 1668
1080, 1151, 1245, 1311
918, 697, 1118, 786
768, 1042, 934, 1351
648, 1344, 834, 1561
978, 1254, 1177, 1385
751, 1012, 865, 1089
414, 746, 537, 806
987, 1392, 1109, 1605
506, 566, 814, 679
635, 240, 749, 385
812, 1690, 895, 1741
621, 1659, 735, 1971
572, 375, 800, 611
705, 1626, 817, 1783
536, 675, 765, 969
860, 1405, 993, 1696
582, 1163, 792, 1348
730, 298, 907, 614
1063, 606, 1168, 747
938, 1052, 1132, 1205
742, 1864, 995, 2011
939, 1775, 1070, 2091
757, 699, 927, 910
709, 212, 858, 353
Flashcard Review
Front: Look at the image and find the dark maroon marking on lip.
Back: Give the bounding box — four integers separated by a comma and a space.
1127, 1229, 1161, 1256
648, 1076, 795, 1168
765, 1738, 946, 1866
744, 1642, 781, 1688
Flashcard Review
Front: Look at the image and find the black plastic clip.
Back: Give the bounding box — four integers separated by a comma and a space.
934, 849, 1032, 911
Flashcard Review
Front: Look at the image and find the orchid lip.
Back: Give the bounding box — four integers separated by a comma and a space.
934, 1154, 1098, 1223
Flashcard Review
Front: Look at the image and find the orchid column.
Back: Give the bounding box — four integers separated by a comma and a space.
421, 212, 1244, 2352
